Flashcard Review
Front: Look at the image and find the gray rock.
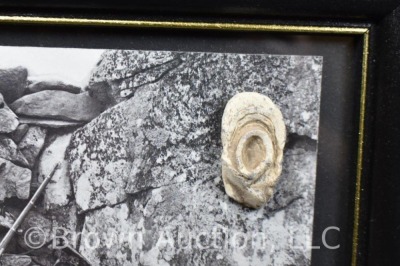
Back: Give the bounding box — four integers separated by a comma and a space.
0, 67, 28, 103
68, 51, 322, 214
17, 208, 52, 252
10, 124, 29, 144
38, 133, 72, 210
10, 91, 104, 122
18, 126, 47, 168
0, 158, 31, 201
18, 117, 84, 128
67, 103, 131, 212
28, 79, 81, 94
0, 255, 32, 266
0, 93, 19, 134
0, 211, 15, 229
49, 203, 78, 248
88, 51, 176, 105
0, 136, 29, 167
79, 145, 316, 266
88, 50, 322, 139
68, 51, 322, 265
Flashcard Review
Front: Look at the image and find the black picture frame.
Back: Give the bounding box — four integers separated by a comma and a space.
0, 1, 399, 265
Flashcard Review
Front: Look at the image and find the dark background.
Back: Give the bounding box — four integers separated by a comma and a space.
0, 1, 399, 265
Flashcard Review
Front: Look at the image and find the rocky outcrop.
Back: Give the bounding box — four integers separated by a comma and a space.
0, 136, 29, 167
0, 67, 28, 103
38, 133, 73, 210
68, 51, 322, 213
18, 126, 47, 168
0, 93, 19, 134
0, 158, 31, 201
87, 51, 177, 105
79, 145, 316, 266
67, 104, 131, 212
88, 51, 322, 139
10, 91, 104, 122
28, 79, 81, 94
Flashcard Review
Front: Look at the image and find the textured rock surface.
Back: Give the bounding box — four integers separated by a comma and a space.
49, 203, 78, 248
0, 67, 28, 103
10, 91, 104, 122
67, 105, 131, 212
18, 126, 47, 168
0, 211, 15, 229
10, 124, 29, 144
28, 79, 81, 94
0, 136, 29, 167
67, 50, 322, 265
79, 144, 316, 266
88, 50, 322, 139
68, 51, 322, 213
0, 93, 19, 134
87, 51, 178, 105
16, 208, 52, 252
0, 255, 32, 266
38, 133, 73, 210
0, 158, 31, 201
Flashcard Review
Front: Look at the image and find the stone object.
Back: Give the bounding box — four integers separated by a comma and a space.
10, 124, 29, 144
38, 133, 73, 210
0, 93, 19, 134
0, 67, 28, 103
0, 158, 31, 200
10, 91, 104, 122
18, 126, 47, 168
0, 136, 29, 167
221, 92, 286, 208
28, 79, 81, 94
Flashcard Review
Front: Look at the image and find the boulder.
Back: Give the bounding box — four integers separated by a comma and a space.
0, 67, 28, 103
0, 158, 31, 201
79, 145, 317, 265
87, 50, 177, 105
88, 50, 322, 139
16, 208, 52, 253
38, 133, 73, 210
10, 91, 104, 122
68, 51, 322, 264
18, 126, 47, 168
68, 51, 322, 213
0, 93, 19, 134
18, 117, 84, 128
28, 79, 81, 94
49, 203, 78, 248
67, 104, 131, 212
10, 124, 29, 144
0, 136, 29, 167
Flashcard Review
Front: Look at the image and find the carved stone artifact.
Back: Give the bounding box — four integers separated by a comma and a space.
221, 92, 286, 208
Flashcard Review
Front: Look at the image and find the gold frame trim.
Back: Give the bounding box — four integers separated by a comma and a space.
0, 15, 369, 266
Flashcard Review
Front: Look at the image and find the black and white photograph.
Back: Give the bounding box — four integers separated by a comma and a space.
0, 46, 323, 266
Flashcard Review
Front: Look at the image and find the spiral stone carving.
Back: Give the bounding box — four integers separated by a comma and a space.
221, 92, 286, 208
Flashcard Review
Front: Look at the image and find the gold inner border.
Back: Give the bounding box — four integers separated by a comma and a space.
0, 15, 369, 266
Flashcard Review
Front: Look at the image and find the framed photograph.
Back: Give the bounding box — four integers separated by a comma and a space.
0, 1, 398, 265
